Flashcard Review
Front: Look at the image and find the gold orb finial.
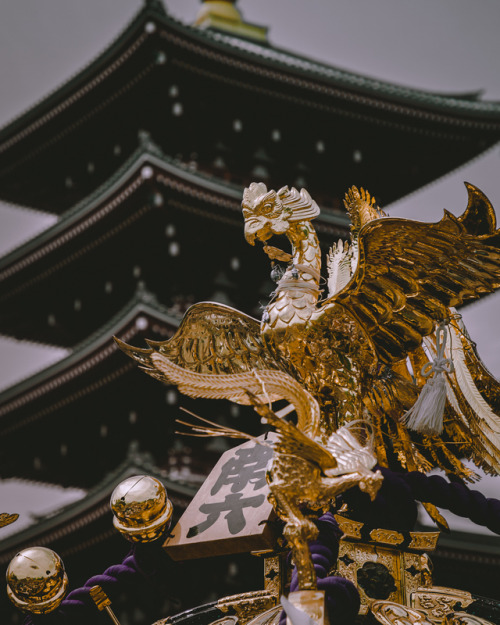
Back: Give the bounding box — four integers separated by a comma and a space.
110, 475, 173, 543
6, 547, 68, 614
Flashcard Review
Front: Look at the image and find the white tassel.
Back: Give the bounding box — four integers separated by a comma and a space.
402, 322, 454, 436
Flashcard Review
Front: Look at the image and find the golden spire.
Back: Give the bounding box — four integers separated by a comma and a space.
194, 1, 268, 42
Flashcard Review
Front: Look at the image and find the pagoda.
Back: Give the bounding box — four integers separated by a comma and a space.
1, 1, 500, 623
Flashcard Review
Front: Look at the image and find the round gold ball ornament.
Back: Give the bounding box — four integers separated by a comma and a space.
6, 547, 68, 614
110, 475, 173, 543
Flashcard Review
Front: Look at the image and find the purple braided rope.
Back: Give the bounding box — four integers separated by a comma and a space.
343, 467, 500, 534
22, 542, 165, 625
280, 512, 360, 625
402, 471, 500, 534
342, 467, 418, 531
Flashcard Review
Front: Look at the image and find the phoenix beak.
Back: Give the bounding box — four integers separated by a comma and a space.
245, 228, 256, 245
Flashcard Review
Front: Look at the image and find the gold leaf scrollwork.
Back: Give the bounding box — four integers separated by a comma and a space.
369, 529, 404, 546
217, 591, 277, 625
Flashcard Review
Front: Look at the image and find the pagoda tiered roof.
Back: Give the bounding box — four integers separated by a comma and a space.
0, 291, 181, 424
0, 287, 179, 435
0, 143, 349, 345
0, 290, 190, 486
0, 1, 498, 211
0, 286, 239, 492
0, 145, 246, 298
0, 143, 347, 291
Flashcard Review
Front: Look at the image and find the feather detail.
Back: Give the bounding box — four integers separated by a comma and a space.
147, 353, 321, 437
350, 239, 359, 275
450, 326, 500, 434
448, 323, 500, 471
421, 502, 450, 532
326, 239, 355, 297
175, 407, 271, 447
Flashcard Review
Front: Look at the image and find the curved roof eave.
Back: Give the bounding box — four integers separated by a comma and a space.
0, 291, 180, 417
0, 456, 196, 565
0, 148, 241, 277
0, 1, 166, 147
197, 27, 500, 120
1, 1, 500, 156
0, 146, 349, 281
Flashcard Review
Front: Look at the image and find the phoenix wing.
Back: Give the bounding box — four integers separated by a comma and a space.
320, 184, 500, 476
259, 407, 337, 471
115, 301, 283, 404
116, 302, 322, 433
326, 183, 500, 364
117, 301, 276, 373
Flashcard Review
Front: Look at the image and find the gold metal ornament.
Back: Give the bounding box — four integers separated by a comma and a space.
370, 598, 495, 625
251, 401, 383, 591
0, 512, 19, 529
411, 587, 474, 623
175, 396, 382, 591
89, 585, 122, 625
371, 600, 434, 625
116, 181, 500, 479
261, 553, 286, 599
217, 591, 278, 625
116, 181, 500, 587
110, 475, 173, 543
6, 547, 68, 614
334, 515, 436, 614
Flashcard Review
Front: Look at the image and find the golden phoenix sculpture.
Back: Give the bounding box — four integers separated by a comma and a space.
116, 182, 500, 587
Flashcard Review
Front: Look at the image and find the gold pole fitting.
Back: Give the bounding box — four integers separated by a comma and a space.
89, 585, 122, 625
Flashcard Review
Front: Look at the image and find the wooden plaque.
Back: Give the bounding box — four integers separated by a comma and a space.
164, 435, 276, 560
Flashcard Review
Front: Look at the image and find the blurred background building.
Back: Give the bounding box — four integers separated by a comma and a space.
0, 1, 500, 623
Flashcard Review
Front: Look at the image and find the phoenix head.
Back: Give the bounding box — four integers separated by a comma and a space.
242, 182, 320, 245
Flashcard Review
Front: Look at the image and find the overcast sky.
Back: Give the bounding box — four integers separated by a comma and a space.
1, 0, 500, 529
1, 0, 500, 374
